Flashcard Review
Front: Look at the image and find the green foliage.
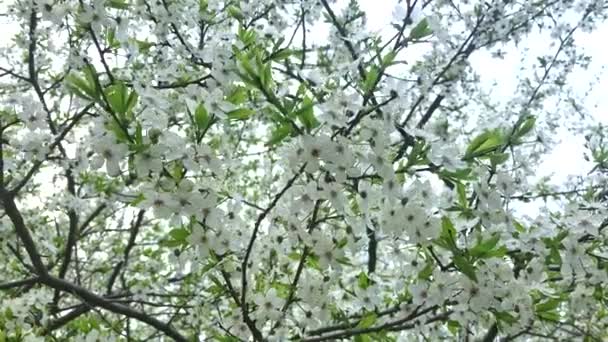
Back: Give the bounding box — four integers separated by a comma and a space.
356, 312, 377, 328
409, 18, 433, 40
453, 254, 477, 282
464, 129, 505, 161
65, 65, 101, 102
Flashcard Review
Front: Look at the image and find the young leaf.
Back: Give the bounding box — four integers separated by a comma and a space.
464, 129, 504, 160
469, 234, 500, 259
357, 312, 378, 329
363, 65, 380, 93
227, 108, 255, 120
195, 103, 211, 131
267, 124, 292, 146
517, 116, 536, 137
409, 18, 432, 40
453, 255, 477, 282
295, 97, 317, 131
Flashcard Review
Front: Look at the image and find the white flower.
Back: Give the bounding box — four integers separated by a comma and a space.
367, 152, 393, 180
495, 172, 516, 197
402, 204, 426, 234
380, 203, 403, 235
314, 235, 344, 270
203, 88, 235, 118
289, 181, 319, 216
253, 288, 285, 322
409, 282, 430, 306
187, 225, 215, 259
404, 179, 436, 208
353, 284, 382, 310
474, 182, 502, 210
139, 189, 177, 219
429, 143, 466, 172
17, 99, 46, 130
299, 134, 331, 173
194, 144, 224, 176
134, 145, 164, 176
227, 313, 251, 340
78, 0, 113, 33
91, 136, 129, 177
36, 0, 67, 25
20, 134, 51, 161
566, 212, 603, 236
115, 16, 130, 43
406, 214, 438, 245
318, 180, 347, 214
173, 189, 202, 219
392, 2, 423, 23
521, 258, 546, 285
194, 191, 222, 229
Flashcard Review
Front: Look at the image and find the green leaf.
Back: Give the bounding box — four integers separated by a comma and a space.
227, 5, 244, 20
135, 40, 154, 53
194, 103, 211, 130
517, 116, 536, 137
447, 320, 460, 334
107, 0, 129, 9
357, 312, 377, 329
227, 108, 255, 120
288, 252, 301, 261
495, 311, 517, 324
106, 118, 130, 143
199, 0, 208, 13
357, 272, 369, 289
535, 298, 562, 312
106, 27, 120, 49
489, 152, 510, 167
335, 256, 353, 266
270, 48, 295, 61
213, 335, 239, 342
83, 64, 99, 89
409, 18, 432, 40
363, 65, 380, 93
295, 97, 318, 131
453, 255, 477, 282
511, 115, 537, 145
126, 90, 139, 114
354, 335, 373, 342
440, 167, 473, 181
236, 52, 258, 81
435, 216, 458, 253
169, 227, 190, 243
133, 123, 143, 146
536, 310, 560, 322
260, 63, 273, 89
105, 81, 130, 115
513, 220, 526, 233
271, 281, 291, 299
456, 182, 468, 208
227, 86, 249, 105
382, 51, 397, 67
267, 124, 292, 146
464, 129, 504, 160
469, 234, 500, 259
65, 72, 98, 101
418, 262, 434, 280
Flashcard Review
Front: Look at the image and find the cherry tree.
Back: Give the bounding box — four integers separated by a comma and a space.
1, 0, 608, 340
